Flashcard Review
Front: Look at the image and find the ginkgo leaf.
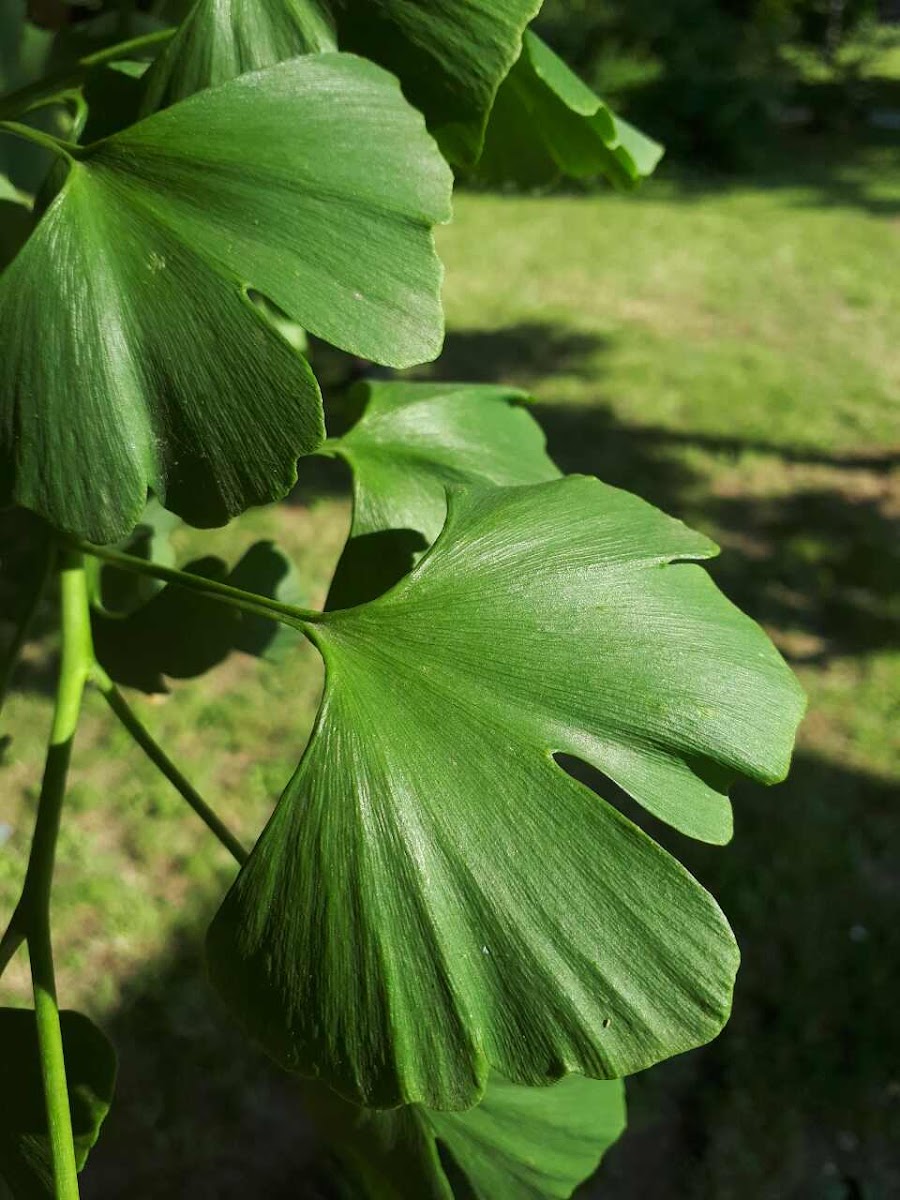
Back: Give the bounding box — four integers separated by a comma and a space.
320, 1073, 625, 1200
477, 32, 663, 189
140, 0, 336, 114
0, 53, 451, 543
92, 540, 302, 692
0, 1008, 116, 1198
324, 380, 560, 608
140, 0, 541, 164
207, 478, 805, 1111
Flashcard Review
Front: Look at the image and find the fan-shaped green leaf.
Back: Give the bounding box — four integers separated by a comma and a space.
207, 478, 804, 1110
477, 32, 663, 189
0, 1008, 116, 1198
0, 54, 451, 542
140, 0, 541, 163
325, 380, 559, 608
322, 1073, 625, 1200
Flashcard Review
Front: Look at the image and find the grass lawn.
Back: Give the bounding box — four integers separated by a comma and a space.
2, 131, 899, 1197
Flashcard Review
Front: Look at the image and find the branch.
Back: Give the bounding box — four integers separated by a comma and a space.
92, 664, 248, 866
18, 549, 93, 1199
74, 538, 320, 628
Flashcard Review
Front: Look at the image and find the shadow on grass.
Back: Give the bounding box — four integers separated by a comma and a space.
533, 398, 900, 665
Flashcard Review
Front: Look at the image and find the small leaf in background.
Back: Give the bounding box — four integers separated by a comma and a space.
0, 53, 451, 543
208, 478, 805, 1109
320, 1072, 626, 1200
141, 0, 541, 164
0, 1007, 116, 1198
476, 32, 663, 190
324, 379, 559, 607
92, 540, 302, 693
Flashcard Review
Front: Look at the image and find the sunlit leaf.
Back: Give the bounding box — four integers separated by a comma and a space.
208, 478, 804, 1109
0, 1008, 116, 1198
477, 32, 663, 189
0, 54, 451, 542
324, 380, 559, 608
140, 0, 541, 163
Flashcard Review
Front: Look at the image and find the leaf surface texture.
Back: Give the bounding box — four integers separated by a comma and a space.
0, 55, 451, 541
208, 478, 805, 1108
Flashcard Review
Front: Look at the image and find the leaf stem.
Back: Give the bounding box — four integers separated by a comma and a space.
92, 664, 248, 866
0, 540, 56, 717
19, 549, 93, 1200
74, 539, 322, 628
0, 120, 82, 161
0, 28, 175, 122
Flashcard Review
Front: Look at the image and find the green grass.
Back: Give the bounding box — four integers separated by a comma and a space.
2, 135, 899, 1196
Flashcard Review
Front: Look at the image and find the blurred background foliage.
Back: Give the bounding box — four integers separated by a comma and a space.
534, 0, 899, 165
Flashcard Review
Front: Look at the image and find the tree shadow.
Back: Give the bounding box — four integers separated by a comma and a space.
80, 927, 331, 1200
422, 322, 611, 387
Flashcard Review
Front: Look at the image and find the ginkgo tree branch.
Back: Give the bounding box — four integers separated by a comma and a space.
74, 539, 321, 628
17, 549, 93, 1200
92, 663, 249, 866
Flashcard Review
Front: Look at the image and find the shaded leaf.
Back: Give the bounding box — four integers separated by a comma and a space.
477, 32, 663, 189
140, 0, 541, 163
325, 379, 559, 608
80, 59, 149, 143
0, 54, 451, 542
208, 478, 804, 1109
92, 540, 302, 692
90, 497, 182, 618
0, 0, 23, 95
0, 1008, 116, 1198
323, 1073, 626, 1200
335, 0, 543, 165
